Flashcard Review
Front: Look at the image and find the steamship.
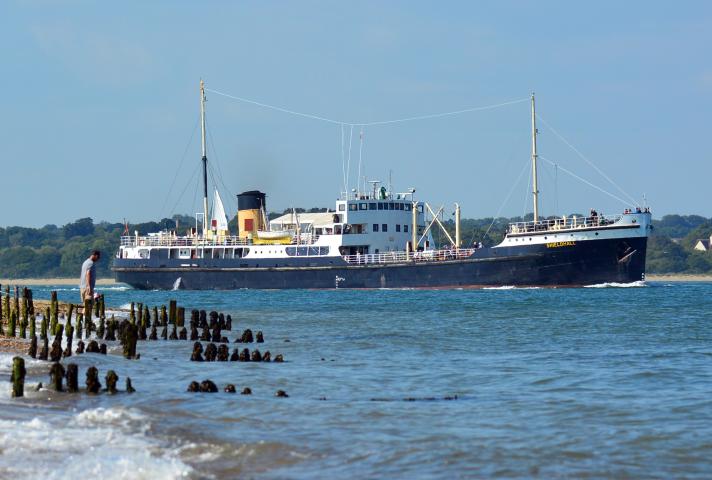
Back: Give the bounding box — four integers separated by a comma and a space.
112, 82, 651, 290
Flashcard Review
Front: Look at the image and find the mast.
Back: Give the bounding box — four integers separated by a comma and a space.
531, 92, 539, 223
200, 79, 209, 234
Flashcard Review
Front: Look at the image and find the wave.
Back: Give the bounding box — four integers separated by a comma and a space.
0, 408, 192, 479
584, 280, 647, 288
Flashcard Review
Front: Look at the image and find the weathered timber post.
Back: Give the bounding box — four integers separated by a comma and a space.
50, 324, 64, 362
105, 370, 118, 394
9, 309, 17, 337
11, 357, 25, 398
38, 336, 49, 360
169, 300, 177, 325
49, 362, 65, 391
160, 305, 168, 327
85, 366, 101, 394
65, 364, 79, 392
28, 335, 37, 358
177, 307, 185, 328
126, 377, 136, 393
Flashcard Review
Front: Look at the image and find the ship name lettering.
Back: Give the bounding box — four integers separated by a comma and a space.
546, 241, 576, 248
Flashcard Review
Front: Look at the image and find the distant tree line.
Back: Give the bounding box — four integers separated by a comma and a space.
0, 213, 711, 279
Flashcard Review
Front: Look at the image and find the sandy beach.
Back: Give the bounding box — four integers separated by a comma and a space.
646, 274, 712, 282
0, 278, 119, 286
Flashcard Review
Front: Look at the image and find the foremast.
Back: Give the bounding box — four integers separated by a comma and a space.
200, 79, 209, 235
531, 92, 539, 223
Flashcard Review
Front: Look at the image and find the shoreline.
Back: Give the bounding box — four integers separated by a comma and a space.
645, 274, 712, 282
0, 278, 119, 286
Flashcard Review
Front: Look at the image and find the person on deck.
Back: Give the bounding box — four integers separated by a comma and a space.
80, 250, 101, 304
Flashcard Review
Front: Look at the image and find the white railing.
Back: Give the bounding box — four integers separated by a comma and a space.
120, 233, 323, 248
507, 214, 623, 235
343, 248, 476, 265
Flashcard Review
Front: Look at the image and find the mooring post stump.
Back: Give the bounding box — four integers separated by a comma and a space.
94, 295, 101, 318
76, 340, 85, 354
169, 300, 177, 325
29, 311, 36, 339
105, 370, 119, 394
217, 344, 229, 361
239, 348, 250, 362
98, 317, 105, 340
77, 314, 83, 340
9, 310, 17, 337
11, 357, 26, 398
274, 354, 284, 363
49, 362, 66, 391
160, 324, 168, 340
205, 343, 217, 362
190, 310, 199, 329
99, 343, 107, 355
123, 323, 138, 359
256, 331, 264, 343
190, 342, 204, 362
242, 329, 254, 343
190, 326, 199, 341
262, 351, 271, 362
209, 311, 218, 329
129, 302, 135, 324
136, 303, 143, 327
211, 326, 221, 343
100, 295, 105, 320
86, 366, 101, 394
50, 324, 64, 362
38, 337, 49, 360
241, 387, 252, 395
105, 316, 117, 341
224, 384, 236, 393
199, 380, 218, 393
50, 291, 58, 334
86, 340, 100, 353
63, 326, 73, 358
179, 327, 187, 340
199, 310, 207, 329
126, 377, 136, 393
200, 326, 210, 341
230, 349, 239, 361
251, 349, 262, 362
275, 390, 289, 398
217, 313, 225, 330
84, 298, 92, 327
66, 364, 79, 393
226, 314, 232, 331
169, 324, 178, 340
160, 305, 168, 327
28, 336, 38, 358
149, 324, 158, 341
187, 381, 200, 392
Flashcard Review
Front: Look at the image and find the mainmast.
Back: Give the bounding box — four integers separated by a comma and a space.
530, 92, 539, 223
200, 79, 209, 234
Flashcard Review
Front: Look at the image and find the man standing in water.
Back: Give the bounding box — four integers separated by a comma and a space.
80, 250, 101, 304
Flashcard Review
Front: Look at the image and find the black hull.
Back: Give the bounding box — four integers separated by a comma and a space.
113, 237, 647, 290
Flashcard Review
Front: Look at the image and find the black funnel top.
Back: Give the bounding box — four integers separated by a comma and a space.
237, 191, 266, 211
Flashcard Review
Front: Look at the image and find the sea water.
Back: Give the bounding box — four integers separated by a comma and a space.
1, 282, 711, 479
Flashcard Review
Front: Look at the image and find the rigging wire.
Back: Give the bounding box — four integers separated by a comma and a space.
477, 157, 531, 245
340, 125, 346, 194
160, 115, 200, 219
206, 119, 238, 214
169, 162, 202, 219
536, 113, 639, 206
205, 87, 528, 127
539, 156, 631, 207
346, 125, 354, 193
357, 128, 364, 195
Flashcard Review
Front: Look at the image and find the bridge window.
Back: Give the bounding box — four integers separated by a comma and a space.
378, 202, 384, 210
404, 225, 409, 233
319, 246, 329, 255
388, 203, 395, 210
349, 204, 358, 211
359, 203, 367, 210
373, 224, 379, 232
369, 203, 376, 210
396, 224, 401, 232
382, 224, 388, 232
405, 203, 412, 211
338, 204, 346, 211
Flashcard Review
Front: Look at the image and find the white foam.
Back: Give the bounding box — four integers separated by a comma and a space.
584, 280, 647, 288
483, 285, 517, 290
0, 408, 192, 479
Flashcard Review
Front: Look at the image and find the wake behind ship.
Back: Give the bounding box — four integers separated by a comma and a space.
112, 82, 651, 290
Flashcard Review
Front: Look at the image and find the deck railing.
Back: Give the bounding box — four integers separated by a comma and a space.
342, 248, 476, 265
119, 232, 322, 248
507, 214, 623, 235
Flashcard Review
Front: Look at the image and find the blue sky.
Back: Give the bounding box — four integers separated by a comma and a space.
2, 1, 711, 227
